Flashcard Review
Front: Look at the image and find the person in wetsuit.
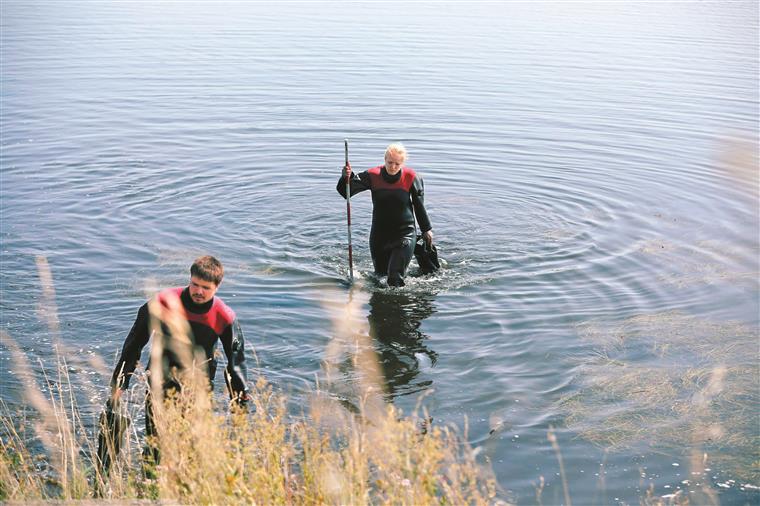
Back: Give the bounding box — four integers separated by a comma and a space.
108, 255, 249, 467
337, 143, 434, 286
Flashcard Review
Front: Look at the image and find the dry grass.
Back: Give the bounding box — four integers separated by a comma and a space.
0, 266, 499, 504
0, 345, 498, 504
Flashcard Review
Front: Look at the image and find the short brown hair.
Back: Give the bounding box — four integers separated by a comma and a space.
190, 255, 224, 285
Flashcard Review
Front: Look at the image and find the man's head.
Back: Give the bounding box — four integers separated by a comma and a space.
188, 255, 224, 304
384, 143, 407, 176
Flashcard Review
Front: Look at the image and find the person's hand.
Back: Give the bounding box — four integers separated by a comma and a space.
232, 391, 252, 411
423, 230, 434, 247
343, 162, 352, 178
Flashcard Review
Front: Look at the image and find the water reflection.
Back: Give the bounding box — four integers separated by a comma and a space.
367, 290, 438, 400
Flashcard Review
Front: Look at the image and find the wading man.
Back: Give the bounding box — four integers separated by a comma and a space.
107, 255, 249, 471
337, 143, 435, 287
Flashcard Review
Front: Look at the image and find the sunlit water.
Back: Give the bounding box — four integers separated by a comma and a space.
1, 1, 758, 504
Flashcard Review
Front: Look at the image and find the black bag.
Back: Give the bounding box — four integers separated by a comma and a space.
414, 235, 440, 275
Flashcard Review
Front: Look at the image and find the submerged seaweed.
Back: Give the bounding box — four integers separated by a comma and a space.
560, 311, 759, 484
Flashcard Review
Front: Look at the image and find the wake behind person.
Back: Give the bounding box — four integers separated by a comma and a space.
337, 143, 435, 287
107, 255, 250, 471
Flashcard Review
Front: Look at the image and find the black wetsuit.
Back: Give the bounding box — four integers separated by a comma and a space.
110, 286, 248, 464
337, 165, 432, 286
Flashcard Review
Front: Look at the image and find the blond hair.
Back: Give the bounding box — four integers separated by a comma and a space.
384, 143, 408, 162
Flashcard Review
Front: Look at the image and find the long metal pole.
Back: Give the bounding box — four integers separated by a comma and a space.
344, 139, 354, 282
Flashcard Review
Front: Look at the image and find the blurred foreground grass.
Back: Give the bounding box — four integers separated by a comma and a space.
0, 263, 499, 504
0, 344, 498, 504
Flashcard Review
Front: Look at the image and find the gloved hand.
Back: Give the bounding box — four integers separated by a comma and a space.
232, 391, 252, 411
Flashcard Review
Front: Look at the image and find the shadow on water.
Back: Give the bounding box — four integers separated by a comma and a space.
320, 273, 442, 419
367, 289, 438, 400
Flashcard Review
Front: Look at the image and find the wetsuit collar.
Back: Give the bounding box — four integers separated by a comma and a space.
381, 165, 402, 184
180, 286, 214, 314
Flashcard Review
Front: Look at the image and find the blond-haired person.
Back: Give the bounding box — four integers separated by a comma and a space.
338, 143, 434, 286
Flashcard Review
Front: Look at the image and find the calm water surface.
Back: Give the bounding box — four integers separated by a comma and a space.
1, 2, 758, 504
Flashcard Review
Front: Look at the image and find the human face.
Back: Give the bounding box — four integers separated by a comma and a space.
384, 151, 405, 175
188, 275, 219, 304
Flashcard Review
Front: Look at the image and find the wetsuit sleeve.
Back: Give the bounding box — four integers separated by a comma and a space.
411, 175, 432, 233
110, 302, 151, 391
220, 318, 249, 398
337, 171, 371, 198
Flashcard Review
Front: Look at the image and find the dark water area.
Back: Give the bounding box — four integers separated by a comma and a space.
1, 1, 758, 504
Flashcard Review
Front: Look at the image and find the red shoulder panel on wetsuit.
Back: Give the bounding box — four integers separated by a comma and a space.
157, 287, 235, 335
368, 165, 416, 191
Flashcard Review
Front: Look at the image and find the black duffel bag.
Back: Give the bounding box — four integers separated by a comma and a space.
414, 235, 441, 275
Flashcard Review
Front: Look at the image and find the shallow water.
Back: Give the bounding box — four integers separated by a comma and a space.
1, 1, 758, 503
